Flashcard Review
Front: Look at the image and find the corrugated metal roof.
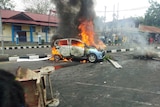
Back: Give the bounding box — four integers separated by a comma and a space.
0, 9, 58, 27
0, 9, 20, 18
139, 24, 160, 34
2, 19, 58, 26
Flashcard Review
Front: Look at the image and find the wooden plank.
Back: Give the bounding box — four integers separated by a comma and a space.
108, 58, 122, 69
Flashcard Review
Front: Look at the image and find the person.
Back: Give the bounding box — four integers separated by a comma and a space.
0, 69, 26, 107
149, 36, 154, 45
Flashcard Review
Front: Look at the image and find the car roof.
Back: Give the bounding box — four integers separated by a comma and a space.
55, 38, 83, 42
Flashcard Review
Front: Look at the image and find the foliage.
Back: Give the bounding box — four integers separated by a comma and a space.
144, 0, 160, 27
0, 0, 15, 10
103, 54, 113, 61
134, 17, 144, 27
23, 0, 55, 14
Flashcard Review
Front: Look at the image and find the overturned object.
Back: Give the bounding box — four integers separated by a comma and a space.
16, 66, 59, 107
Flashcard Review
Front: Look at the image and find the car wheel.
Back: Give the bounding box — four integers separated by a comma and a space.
88, 53, 97, 63
54, 55, 61, 62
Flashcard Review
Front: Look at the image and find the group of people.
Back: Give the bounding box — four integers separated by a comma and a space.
0, 69, 26, 107
102, 34, 127, 45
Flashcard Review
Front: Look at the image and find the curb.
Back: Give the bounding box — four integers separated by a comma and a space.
0, 54, 9, 62
106, 48, 135, 53
3, 45, 51, 50
0, 54, 51, 62
0, 46, 159, 62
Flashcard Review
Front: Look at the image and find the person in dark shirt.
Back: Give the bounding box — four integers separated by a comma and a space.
0, 69, 26, 107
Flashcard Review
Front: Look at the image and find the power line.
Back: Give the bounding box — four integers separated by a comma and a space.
95, 6, 149, 13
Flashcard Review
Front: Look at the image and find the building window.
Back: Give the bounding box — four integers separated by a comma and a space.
42, 26, 50, 33
32, 26, 36, 32
14, 25, 21, 31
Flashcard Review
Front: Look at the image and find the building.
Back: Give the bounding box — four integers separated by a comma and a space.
139, 24, 160, 43
0, 9, 58, 43
105, 17, 138, 34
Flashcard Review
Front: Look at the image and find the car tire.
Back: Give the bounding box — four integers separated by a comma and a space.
54, 55, 61, 62
88, 53, 97, 63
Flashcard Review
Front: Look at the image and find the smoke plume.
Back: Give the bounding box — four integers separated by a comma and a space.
53, 0, 95, 38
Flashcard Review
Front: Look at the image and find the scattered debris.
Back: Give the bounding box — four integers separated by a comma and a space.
133, 50, 160, 60
16, 66, 59, 107
108, 58, 122, 69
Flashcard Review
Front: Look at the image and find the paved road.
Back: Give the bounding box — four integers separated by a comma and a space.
0, 51, 160, 107
51, 52, 160, 107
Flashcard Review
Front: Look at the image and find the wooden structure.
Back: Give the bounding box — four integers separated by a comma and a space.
16, 66, 59, 107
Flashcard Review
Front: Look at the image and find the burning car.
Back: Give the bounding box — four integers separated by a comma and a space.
51, 38, 106, 63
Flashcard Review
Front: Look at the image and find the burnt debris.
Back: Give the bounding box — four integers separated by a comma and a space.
132, 50, 160, 60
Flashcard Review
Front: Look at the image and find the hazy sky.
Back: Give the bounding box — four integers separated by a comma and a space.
12, 0, 160, 21
94, 0, 154, 21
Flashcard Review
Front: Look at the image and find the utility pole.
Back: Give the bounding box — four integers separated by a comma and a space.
103, 6, 107, 34
117, 3, 119, 33
0, 10, 4, 54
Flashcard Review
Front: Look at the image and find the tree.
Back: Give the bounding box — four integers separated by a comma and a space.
23, 0, 55, 14
134, 17, 144, 27
0, 0, 15, 10
144, 0, 160, 27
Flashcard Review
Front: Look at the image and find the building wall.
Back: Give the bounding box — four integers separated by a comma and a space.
2, 23, 57, 43
2, 23, 12, 41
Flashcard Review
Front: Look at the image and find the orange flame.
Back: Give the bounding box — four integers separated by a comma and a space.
51, 18, 106, 62
52, 47, 60, 55
78, 20, 95, 46
78, 19, 106, 50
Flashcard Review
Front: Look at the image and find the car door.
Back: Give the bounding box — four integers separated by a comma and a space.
55, 39, 70, 57
70, 39, 85, 57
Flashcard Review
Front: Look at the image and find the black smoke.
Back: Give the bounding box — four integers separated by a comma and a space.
52, 0, 96, 38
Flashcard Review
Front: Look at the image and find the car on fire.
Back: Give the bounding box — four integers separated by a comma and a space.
51, 38, 106, 63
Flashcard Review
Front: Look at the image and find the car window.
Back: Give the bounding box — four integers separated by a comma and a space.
58, 40, 68, 46
71, 40, 84, 47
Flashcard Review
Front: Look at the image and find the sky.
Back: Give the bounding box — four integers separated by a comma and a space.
12, 0, 160, 22
94, 0, 159, 22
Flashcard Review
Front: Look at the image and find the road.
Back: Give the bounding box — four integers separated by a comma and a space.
50, 52, 160, 107
0, 51, 160, 107
3, 47, 52, 56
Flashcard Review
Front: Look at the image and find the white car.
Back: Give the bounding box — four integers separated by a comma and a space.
52, 38, 106, 63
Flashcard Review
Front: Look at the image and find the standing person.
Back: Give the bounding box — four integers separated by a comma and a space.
0, 69, 26, 107
38, 34, 42, 45
15, 33, 19, 45
115, 35, 118, 45
149, 36, 154, 45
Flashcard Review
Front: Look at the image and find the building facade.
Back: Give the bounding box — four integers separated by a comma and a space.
0, 9, 58, 43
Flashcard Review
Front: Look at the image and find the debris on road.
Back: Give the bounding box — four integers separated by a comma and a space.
108, 58, 122, 69
16, 66, 59, 107
133, 49, 160, 60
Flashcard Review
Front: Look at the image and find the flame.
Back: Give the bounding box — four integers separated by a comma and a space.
51, 18, 106, 62
71, 40, 85, 48
51, 47, 72, 62
50, 47, 61, 61
78, 19, 106, 50
52, 47, 60, 55
78, 20, 95, 46
80, 60, 87, 63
